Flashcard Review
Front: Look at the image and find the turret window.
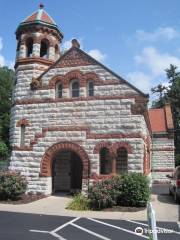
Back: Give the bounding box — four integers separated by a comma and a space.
55, 44, 59, 60
26, 38, 33, 57
56, 82, 63, 98
88, 81, 94, 96
40, 39, 49, 59
71, 80, 80, 98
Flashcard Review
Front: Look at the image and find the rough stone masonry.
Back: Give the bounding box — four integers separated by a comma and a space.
9, 6, 174, 194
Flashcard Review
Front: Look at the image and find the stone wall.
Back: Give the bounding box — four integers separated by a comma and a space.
9, 62, 150, 194
151, 137, 174, 182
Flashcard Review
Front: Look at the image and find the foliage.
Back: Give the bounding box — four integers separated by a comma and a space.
67, 193, 90, 211
175, 154, 180, 167
0, 66, 14, 147
88, 176, 121, 210
0, 171, 27, 200
151, 84, 167, 108
88, 173, 150, 210
0, 141, 9, 160
118, 173, 150, 207
151, 64, 180, 154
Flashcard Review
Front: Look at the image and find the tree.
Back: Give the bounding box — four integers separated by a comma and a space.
151, 64, 180, 156
0, 66, 14, 151
151, 84, 167, 108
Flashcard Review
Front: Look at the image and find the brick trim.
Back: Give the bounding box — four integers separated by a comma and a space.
152, 168, 174, 172
93, 141, 112, 153
13, 95, 146, 106
113, 142, 133, 153
16, 118, 30, 127
93, 141, 133, 154
47, 70, 120, 89
12, 126, 145, 151
90, 173, 114, 180
153, 148, 174, 151
39, 142, 90, 178
15, 58, 54, 68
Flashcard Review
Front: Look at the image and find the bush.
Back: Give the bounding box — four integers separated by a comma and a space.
118, 173, 150, 207
88, 173, 150, 210
67, 193, 90, 211
0, 141, 9, 160
88, 176, 121, 210
0, 171, 27, 200
175, 154, 180, 167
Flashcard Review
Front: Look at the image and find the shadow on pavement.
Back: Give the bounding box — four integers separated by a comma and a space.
152, 184, 180, 221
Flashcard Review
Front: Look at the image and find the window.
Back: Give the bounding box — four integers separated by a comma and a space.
55, 44, 59, 60
116, 147, 128, 174
71, 80, 80, 97
56, 82, 63, 98
100, 147, 112, 174
40, 39, 49, 59
26, 38, 33, 57
88, 81, 94, 96
16, 41, 21, 58
20, 125, 26, 147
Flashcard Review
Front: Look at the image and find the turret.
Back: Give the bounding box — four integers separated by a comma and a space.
15, 4, 63, 68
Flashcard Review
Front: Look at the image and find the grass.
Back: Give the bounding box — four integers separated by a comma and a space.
66, 193, 90, 211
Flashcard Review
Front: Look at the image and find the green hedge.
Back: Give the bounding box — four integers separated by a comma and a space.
118, 173, 150, 207
88, 173, 150, 210
0, 171, 27, 200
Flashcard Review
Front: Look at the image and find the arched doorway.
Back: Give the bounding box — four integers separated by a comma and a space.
52, 150, 83, 192
40, 142, 90, 194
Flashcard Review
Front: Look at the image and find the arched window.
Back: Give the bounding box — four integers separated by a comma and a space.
40, 39, 49, 59
16, 40, 21, 58
20, 125, 26, 147
88, 81, 94, 96
71, 80, 80, 97
55, 44, 59, 60
100, 147, 112, 174
56, 82, 63, 98
116, 147, 128, 174
26, 38, 33, 57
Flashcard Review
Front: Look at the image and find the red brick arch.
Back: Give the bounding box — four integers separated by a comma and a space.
93, 141, 133, 154
93, 141, 112, 154
48, 70, 102, 89
113, 142, 133, 154
40, 142, 90, 178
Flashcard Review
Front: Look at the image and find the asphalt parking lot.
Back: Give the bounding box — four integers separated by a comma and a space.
0, 211, 179, 240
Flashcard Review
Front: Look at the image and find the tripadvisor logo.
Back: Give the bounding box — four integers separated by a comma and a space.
135, 227, 143, 235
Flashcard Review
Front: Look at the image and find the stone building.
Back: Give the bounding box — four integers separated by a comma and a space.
9, 5, 175, 194
149, 105, 175, 182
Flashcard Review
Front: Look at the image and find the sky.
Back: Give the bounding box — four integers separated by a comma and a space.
1, 0, 180, 98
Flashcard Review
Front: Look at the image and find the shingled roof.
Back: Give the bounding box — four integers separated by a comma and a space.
148, 104, 174, 133
23, 4, 56, 25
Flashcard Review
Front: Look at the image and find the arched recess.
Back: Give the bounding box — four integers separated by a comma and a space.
40, 142, 90, 179
112, 142, 133, 154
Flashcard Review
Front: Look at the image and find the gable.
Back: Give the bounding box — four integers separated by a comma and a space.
57, 48, 96, 68
38, 46, 148, 98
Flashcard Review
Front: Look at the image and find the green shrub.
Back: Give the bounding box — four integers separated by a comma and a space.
0, 171, 27, 200
118, 173, 150, 207
175, 154, 180, 167
0, 141, 9, 160
88, 176, 121, 210
67, 193, 90, 211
